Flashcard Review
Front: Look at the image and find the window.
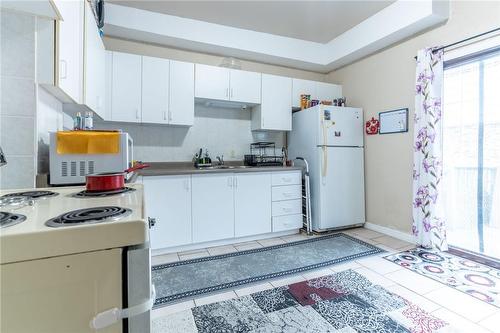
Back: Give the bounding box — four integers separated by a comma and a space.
443, 45, 500, 258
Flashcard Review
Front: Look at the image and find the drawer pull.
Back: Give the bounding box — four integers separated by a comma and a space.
282, 207, 293, 213
282, 177, 292, 182
282, 192, 294, 197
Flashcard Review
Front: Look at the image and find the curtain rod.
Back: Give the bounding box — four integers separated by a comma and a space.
413, 27, 500, 60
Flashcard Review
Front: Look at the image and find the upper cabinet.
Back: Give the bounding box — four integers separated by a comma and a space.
107, 52, 195, 126
38, 0, 106, 118
315, 82, 342, 103
83, 0, 106, 118
169, 60, 195, 126
195, 64, 230, 101
292, 79, 343, 109
142, 56, 170, 124
111, 52, 142, 123
54, 0, 83, 103
228, 69, 261, 104
252, 74, 292, 131
195, 64, 261, 105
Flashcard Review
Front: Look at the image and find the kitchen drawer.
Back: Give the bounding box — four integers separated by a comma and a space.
272, 214, 303, 232
272, 199, 302, 217
271, 171, 301, 186
272, 185, 301, 201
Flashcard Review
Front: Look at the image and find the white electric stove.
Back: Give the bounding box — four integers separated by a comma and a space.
0, 184, 154, 333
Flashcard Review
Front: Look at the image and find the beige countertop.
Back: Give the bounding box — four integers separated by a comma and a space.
137, 162, 303, 177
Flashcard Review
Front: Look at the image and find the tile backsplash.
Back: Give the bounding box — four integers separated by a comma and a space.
0, 10, 37, 189
95, 105, 285, 162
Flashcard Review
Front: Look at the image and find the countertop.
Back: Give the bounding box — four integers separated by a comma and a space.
136, 162, 303, 177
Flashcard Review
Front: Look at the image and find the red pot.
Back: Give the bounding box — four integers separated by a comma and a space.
85, 163, 149, 192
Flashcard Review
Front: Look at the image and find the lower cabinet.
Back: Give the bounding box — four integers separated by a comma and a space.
192, 173, 235, 243
143, 170, 302, 250
234, 173, 271, 237
142, 175, 192, 250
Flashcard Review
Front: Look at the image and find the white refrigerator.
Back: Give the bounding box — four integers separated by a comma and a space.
289, 105, 365, 232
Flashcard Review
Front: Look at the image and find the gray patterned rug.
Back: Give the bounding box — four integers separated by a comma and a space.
152, 269, 457, 332
152, 233, 384, 307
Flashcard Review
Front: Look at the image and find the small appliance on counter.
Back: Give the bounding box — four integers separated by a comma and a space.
49, 131, 133, 185
244, 142, 284, 167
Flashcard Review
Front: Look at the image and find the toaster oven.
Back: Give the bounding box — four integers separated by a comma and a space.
49, 132, 133, 185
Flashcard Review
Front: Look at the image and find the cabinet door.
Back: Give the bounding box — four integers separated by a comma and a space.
259, 74, 292, 131
195, 64, 230, 101
55, 0, 83, 103
143, 175, 192, 249
84, 1, 105, 118
192, 174, 235, 243
142, 56, 169, 124
169, 60, 194, 126
292, 78, 316, 108
229, 69, 261, 104
111, 52, 142, 123
315, 82, 342, 102
234, 173, 271, 237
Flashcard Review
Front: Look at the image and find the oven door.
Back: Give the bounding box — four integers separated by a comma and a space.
90, 244, 154, 332
126, 244, 153, 333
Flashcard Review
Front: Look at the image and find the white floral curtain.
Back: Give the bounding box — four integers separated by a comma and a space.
412, 48, 448, 251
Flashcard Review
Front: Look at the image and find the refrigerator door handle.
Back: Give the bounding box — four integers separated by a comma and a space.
89, 285, 156, 330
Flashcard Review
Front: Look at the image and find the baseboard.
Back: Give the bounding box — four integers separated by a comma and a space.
364, 222, 414, 244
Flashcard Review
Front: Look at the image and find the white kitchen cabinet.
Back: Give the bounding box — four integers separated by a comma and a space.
38, 0, 83, 104
195, 64, 230, 101
229, 69, 261, 104
143, 175, 192, 249
292, 78, 316, 109
169, 60, 195, 126
252, 74, 292, 131
315, 82, 342, 102
83, 0, 105, 118
192, 174, 235, 243
111, 52, 142, 123
234, 173, 271, 237
195, 64, 261, 105
141, 56, 169, 124
53, 0, 83, 103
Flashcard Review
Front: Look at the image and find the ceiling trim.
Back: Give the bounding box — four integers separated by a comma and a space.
104, 0, 449, 73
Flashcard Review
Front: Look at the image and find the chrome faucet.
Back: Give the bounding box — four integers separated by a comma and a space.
216, 155, 224, 166
0, 147, 6, 167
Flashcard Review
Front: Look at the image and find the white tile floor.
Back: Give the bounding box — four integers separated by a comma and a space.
152, 227, 500, 332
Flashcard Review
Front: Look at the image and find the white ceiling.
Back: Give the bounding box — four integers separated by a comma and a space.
109, 0, 394, 43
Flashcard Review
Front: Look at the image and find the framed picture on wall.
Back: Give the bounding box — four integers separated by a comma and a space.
378, 108, 409, 134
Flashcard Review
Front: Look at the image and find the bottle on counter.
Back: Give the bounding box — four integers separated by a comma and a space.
84, 111, 94, 130
74, 112, 82, 130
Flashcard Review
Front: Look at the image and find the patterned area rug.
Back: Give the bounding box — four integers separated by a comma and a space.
152, 269, 459, 333
152, 233, 383, 307
385, 248, 500, 308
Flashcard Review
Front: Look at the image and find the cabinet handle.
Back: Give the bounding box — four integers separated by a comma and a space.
283, 207, 293, 213
168, 110, 172, 121
228, 177, 233, 187
283, 192, 294, 197
282, 177, 292, 183
225, 88, 229, 98
163, 110, 167, 120
230, 88, 233, 99
135, 109, 140, 119
60, 59, 67, 79
234, 177, 238, 188
184, 179, 190, 191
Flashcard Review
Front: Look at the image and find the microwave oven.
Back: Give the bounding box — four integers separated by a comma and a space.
49, 132, 133, 185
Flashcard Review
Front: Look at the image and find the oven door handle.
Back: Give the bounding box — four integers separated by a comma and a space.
90, 284, 156, 330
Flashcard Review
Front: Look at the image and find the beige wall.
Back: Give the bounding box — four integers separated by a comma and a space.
325, 1, 500, 234
103, 37, 327, 81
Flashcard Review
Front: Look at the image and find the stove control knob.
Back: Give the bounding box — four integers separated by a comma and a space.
148, 217, 157, 228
